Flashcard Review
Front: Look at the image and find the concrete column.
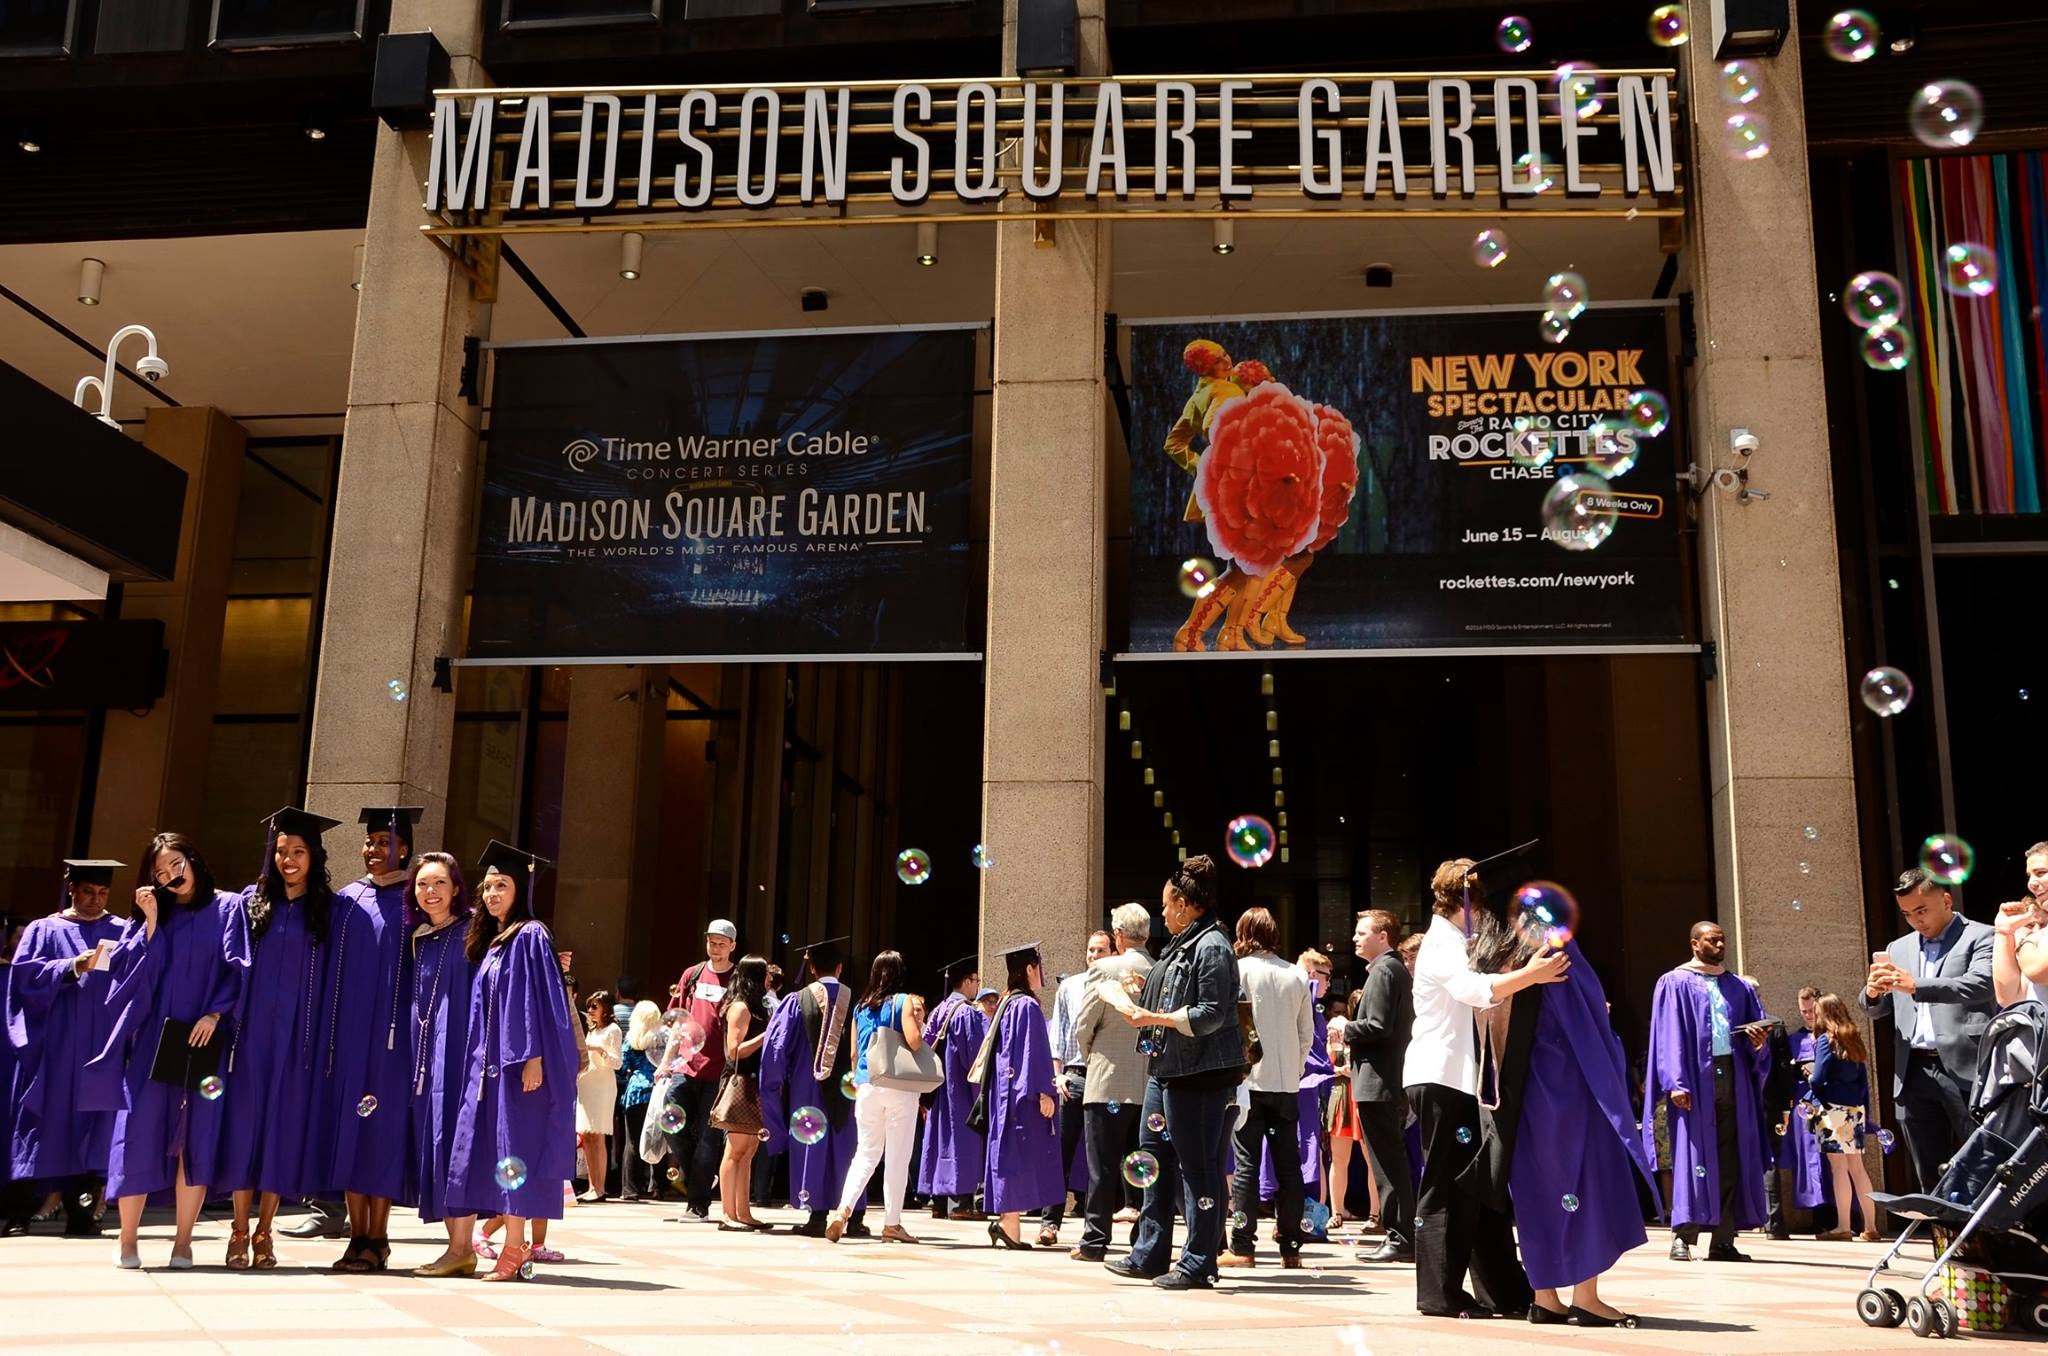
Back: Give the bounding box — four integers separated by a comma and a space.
554, 665, 666, 990
978, 1, 1112, 986
1681, 30, 1868, 1016
303, 1, 489, 850
90, 406, 245, 852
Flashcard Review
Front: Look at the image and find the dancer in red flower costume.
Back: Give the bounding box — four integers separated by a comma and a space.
1240, 402, 1359, 647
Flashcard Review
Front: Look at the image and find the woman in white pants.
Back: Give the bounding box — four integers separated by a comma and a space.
827, 950, 927, 1243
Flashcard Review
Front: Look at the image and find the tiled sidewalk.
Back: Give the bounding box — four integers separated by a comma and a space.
2, 1202, 2033, 1354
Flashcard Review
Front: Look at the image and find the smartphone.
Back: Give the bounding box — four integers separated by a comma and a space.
90, 939, 116, 972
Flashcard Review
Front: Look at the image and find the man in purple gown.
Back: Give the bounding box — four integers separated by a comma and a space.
1642, 922, 1770, 1262
311, 807, 421, 1264
759, 937, 859, 1236
917, 955, 987, 1220
5, 860, 127, 1235
1778, 989, 1831, 1229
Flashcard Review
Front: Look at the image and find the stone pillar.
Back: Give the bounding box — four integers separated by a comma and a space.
303, 1, 488, 852
1681, 32, 1868, 1016
554, 665, 667, 990
90, 407, 245, 852
978, 1, 1112, 986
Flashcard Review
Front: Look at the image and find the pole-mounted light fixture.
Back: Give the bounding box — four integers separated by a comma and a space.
916, 221, 939, 267
77, 257, 104, 306
620, 231, 645, 281
1212, 218, 1235, 256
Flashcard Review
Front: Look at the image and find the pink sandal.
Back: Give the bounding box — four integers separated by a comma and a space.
472, 1233, 497, 1260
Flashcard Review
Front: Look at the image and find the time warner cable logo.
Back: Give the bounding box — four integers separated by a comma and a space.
562, 438, 602, 472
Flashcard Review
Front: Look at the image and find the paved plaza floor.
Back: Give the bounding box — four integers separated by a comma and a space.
4, 1202, 2037, 1354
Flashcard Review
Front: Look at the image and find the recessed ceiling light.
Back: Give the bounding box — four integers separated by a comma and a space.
18, 138, 40, 154
78, 257, 104, 306
304, 125, 327, 141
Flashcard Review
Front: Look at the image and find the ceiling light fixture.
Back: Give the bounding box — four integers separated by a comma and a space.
351, 242, 365, 292
77, 257, 104, 306
915, 221, 938, 267
620, 230, 644, 281
1211, 217, 1235, 256
18, 136, 40, 153
1887, 20, 1920, 54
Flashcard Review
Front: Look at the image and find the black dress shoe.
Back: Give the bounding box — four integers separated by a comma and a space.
1357, 1236, 1413, 1263
1528, 1304, 1572, 1325
1569, 1306, 1641, 1328
1104, 1258, 1165, 1280
791, 1218, 827, 1238
281, 1211, 349, 1240
844, 1220, 873, 1239
1667, 1238, 1693, 1261
1706, 1246, 1754, 1263
1153, 1270, 1214, 1290
1765, 1227, 1791, 1241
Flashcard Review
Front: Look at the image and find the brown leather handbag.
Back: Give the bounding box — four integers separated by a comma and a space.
708, 1067, 763, 1135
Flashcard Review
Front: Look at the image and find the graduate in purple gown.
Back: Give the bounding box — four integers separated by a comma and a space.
0, 927, 20, 1235
311, 806, 421, 1273
1784, 995, 1830, 1220
1641, 921, 1770, 1262
446, 841, 578, 1282
400, 851, 476, 1277
213, 810, 339, 1271
758, 936, 858, 1233
84, 834, 249, 1269
981, 942, 1063, 1246
917, 957, 988, 1219
6, 859, 127, 1236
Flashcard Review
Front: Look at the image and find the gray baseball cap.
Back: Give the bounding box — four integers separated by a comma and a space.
706, 919, 738, 941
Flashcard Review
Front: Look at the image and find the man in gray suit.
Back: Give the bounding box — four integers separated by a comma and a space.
1070, 902, 1155, 1262
1861, 867, 1998, 1194
1349, 908, 1416, 1262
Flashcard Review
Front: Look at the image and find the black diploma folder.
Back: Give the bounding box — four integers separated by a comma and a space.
148, 1018, 224, 1090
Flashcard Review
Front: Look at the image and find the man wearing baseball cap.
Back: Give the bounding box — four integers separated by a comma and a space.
660, 920, 740, 1221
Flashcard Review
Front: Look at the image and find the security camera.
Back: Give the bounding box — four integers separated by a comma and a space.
134, 355, 168, 383
1730, 428, 1759, 457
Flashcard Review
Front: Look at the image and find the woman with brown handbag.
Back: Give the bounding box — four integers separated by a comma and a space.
712, 956, 771, 1230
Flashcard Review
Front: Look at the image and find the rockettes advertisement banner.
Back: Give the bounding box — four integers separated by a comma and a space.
1124, 305, 1688, 656
469, 326, 978, 664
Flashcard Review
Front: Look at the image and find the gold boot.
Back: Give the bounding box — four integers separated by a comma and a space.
1173, 579, 1235, 652
1266, 571, 1308, 645
1240, 571, 1291, 648
1216, 584, 1256, 651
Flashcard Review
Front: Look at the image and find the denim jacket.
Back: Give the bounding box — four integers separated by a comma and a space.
1144, 916, 1245, 1081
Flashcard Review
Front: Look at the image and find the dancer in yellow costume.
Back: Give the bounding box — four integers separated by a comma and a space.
1166, 339, 1245, 650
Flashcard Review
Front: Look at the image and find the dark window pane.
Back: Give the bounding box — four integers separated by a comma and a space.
209, 0, 363, 47
808, 0, 968, 12
500, 0, 659, 29
0, 0, 78, 56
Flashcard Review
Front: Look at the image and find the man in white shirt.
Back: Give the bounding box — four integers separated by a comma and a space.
1220, 908, 1314, 1269
1402, 860, 1569, 1318
1039, 930, 1113, 1245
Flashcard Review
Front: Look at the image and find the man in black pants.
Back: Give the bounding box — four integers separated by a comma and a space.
1071, 903, 1153, 1260
1349, 909, 1416, 1263
1040, 931, 1114, 1245
662, 920, 738, 1222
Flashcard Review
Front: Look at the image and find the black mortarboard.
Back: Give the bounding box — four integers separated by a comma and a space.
359, 806, 424, 841
998, 940, 1042, 964
937, 951, 979, 986
63, 859, 125, 886
794, 934, 849, 974
262, 807, 343, 840
1457, 838, 1541, 937
477, 839, 552, 878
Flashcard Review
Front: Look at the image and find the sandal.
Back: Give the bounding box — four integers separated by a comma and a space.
226, 1228, 252, 1271
472, 1232, 497, 1260
332, 1237, 373, 1273
251, 1231, 277, 1270
481, 1241, 531, 1282
364, 1237, 391, 1271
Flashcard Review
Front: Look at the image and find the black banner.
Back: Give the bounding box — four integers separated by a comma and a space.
0, 620, 167, 710
1124, 305, 1689, 655
470, 327, 979, 663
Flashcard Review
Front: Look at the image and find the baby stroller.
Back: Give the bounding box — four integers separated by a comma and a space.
1857, 999, 2048, 1338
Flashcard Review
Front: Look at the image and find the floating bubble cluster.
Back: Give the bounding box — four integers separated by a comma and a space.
199, 1075, 225, 1101
1861, 326, 1914, 373
1720, 60, 1762, 106
840, 1071, 859, 1100
1177, 557, 1219, 599
1509, 417, 1554, 468
971, 843, 996, 870
1455, 1126, 1473, 1146
790, 1106, 829, 1145
1495, 15, 1532, 54
895, 847, 931, 885
1122, 1150, 1161, 1188
1823, 10, 1880, 62
1541, 474, 1617, 552
1542, 271, 1589, 320
495, 1156, 528, 1190
658, 1105, 684, 1133
1843, 271, 1905, 329
1909, 81, 1982, 149
1538, 311, 1573, 346
1943, 242, 1998, 298
1512, 880, 1580, 949
1226, 814, 1276, 868
1514, 150, 1555, 195
387, 679, 408, 702
357, 1095, 378, 1118
1920, 833, 1975, 885
1625, 389, 1671, 439
1648, 5, 1689, 47
1860, 666, 1915, 717
1145, 1111, 1167, 1134
1471, 229, 1510, 269
1583, 421, 1637, 480
1555, 64, 1602, 119
1725, 111, 1771, 161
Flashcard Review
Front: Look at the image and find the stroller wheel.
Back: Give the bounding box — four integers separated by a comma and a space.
1929, 1300, 1956, 1339
2033, 1300, 2048, 1332
1856, 1289, 1892, 1327
1882, 1290, 1908, 1327
1905, 1297, 1938, 1338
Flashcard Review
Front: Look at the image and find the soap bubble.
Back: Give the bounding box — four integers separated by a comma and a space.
1877, 1129, 1896, 1153
387, 679, 408, 702
971, 843, 996, 870
356, 1095, 378, 1118
790, 1106, 829, 1145
1694, 1164, 1708, 1178
666, 1166, 682, 1184
657, 1105, 685, 1135
1648, 5, 1689, 47
670, 1019, 705, 1064
1455, 1126, 1473, 1145
1542, 270, 1588, 320
1555, 63, 1602, 119
518, 1260, 535, 1279
1860, 666, 1914, 716
1512, 880, 1580, 948
1804, 825, 1819, 841
1231, 1210, 1248, 1229
1943, 243, 1998, 298
840, 1071, 859, 1100
1496, 15, 1533, 54
798, 1189, 810, 1206
1145, 1111, 1166, 1134
1122, 1150, 1161, 1188
198, 1075, 224, 1101
1561, 1193, 1581, 1213
1513, 150, 1555, 195
1624, 389, 1671, 438
1861, 326, 1914, 373
1538, 311, 1572, 345
1177, 557, 1219, 600
1107, 1100, 1121, 1113
1919, 833, 1975, 885
1823, 10, 1880, 62
1720, 60, 1762, 106
495, 1156, 528, 1190
1541, 474, 1617, 552
1725, 111, 1771, 160
1583, 420, 1637, 480
1909, 81, 1982, 149
1225, 814, 1276, 868
1508, 417, 1554, 468
1471, 229, 1510, 269
895, 848, 931, 885
1843, 271, 1905, 329
1197, 1197, 1214, 1210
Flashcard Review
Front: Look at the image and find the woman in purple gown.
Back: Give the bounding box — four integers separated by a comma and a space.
980, 942, 1062, 1247
403, 852, 476, 1277
445, 841, 577, 1282
213, 809, 339, 1270
86, 834, 248, 1270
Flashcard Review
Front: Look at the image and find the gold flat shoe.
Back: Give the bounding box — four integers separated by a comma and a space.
413, 1254, 479, 1278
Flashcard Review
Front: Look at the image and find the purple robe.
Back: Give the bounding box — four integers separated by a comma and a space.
1509, 942, 1657, 1289
1262, 998, 1331, 1199
405, 919, 471, 1222
1784, 1029, 1828, 1210
446, 922, 578, 1220
758, 977, 856, 1211
916, 993, 987, 1197
82, 893, 249, 1199
1641, 966, 1769, 1231
983, 995, 1062, 1214
311, 879, 412, 1200
7, 911, 125, 1179
211, 888, 325, 1197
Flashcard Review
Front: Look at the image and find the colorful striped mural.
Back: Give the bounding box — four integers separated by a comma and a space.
1898, 154, 2047, 516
